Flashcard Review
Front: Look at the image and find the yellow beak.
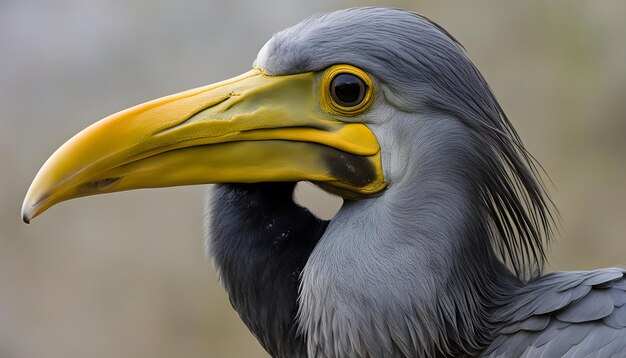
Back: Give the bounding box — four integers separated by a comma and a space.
22, 68, 386, 222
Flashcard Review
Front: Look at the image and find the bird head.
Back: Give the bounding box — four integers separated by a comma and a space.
22, 7, 551, 277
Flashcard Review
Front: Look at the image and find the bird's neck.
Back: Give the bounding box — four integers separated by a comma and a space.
206, 183, 324, 358
299, 119, 521, 357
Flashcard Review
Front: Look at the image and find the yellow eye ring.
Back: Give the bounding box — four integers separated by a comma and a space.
321, 64, 375, 116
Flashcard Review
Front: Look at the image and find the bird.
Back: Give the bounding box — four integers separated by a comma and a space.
21, 7, 626, 358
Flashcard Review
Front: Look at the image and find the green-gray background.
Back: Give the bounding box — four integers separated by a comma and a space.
1, 1, 625, 357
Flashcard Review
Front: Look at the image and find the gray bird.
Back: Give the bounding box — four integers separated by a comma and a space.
21, 7, 626, 358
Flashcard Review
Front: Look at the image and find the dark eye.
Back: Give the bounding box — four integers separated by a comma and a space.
330, 73, 367, 107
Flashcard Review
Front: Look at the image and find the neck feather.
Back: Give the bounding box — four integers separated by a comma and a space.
299, 117, 521, 357
206, 183, 325, 358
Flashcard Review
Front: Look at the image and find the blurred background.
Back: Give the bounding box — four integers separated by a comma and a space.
1, 1, 625, 357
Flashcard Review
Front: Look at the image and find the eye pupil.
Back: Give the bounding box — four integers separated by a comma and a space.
330, 73, 366, 107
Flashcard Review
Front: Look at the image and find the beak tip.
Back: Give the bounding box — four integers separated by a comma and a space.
21, 199, 36, 224
21, 207, 32, 224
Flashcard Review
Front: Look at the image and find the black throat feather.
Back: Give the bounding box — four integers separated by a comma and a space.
207, 183, 326, 358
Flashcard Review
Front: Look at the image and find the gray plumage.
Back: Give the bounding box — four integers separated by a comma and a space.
484, 269, 626, 357
205, 7, 626, 357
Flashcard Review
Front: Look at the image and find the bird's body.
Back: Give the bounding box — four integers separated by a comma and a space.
22, 7, 626, 357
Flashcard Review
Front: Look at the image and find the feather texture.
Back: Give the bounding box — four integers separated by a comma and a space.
206, 183, 326, 357
483, 269, 626, 357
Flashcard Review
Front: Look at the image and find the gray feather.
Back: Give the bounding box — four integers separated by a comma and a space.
582, 270, 624, 286
557, 290, 615, 322
603, 304, 626, 329
483, 269, 626, 357
500, 316, 550, 334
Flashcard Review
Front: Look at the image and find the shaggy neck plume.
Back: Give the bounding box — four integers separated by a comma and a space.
298, 116, 522, 357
